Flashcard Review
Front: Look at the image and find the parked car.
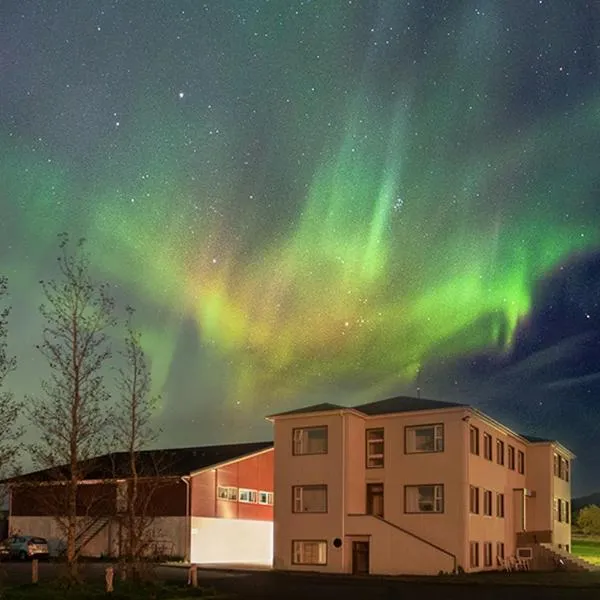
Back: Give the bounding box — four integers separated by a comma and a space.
0, 535, 49, 560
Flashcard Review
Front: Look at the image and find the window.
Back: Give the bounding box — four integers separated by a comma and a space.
507, 445, 515, 470
366, 483, 384, 518
366, 428, 384, 468
484, 542, 493, 567
239, 489, 257, 503
497, 542, 505, 561
565, 501, 570, 524
405, 424, 444, 453
217, 486, 238, 501
258, 491, 274, 505
469, 426, 480, 455
292, 540, 327, 565
483, 433, 492, 460
554, 498, 561, 522
496, 439, 505, 465
404, 485, 444, 513
564, 459, 570, 482
292, 485, 327, 513
517, 450, 525, 474
496, 493, 505, 518
565, 544, 569, 553
470, 486, 480, 514
483, 490, 492, 516
553, 453, 560, 477
470, 542, 479, 568
293, 426, 328, 455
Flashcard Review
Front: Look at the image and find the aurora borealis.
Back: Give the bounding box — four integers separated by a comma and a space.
1, 1, 599, 492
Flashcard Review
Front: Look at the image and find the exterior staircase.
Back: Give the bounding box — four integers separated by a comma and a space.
539, 543, 600, 572
75, 516, 111, 556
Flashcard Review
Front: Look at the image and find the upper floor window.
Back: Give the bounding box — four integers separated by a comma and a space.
553, 453, 560, 477
496, 439, 505, 465
507, 445, 515, 470
293, 426, 328, 455
258, 491, 274, 505
554, 454, 569, 481
469, 426, 480, 455
555, 498, 562, 522
217, 486, 238, 501
469, 486, 479, 514
366, 428, 384, 468
565, 501, 570, 524
517, 450, 525, 475
483, 490, 492, 516
405, 424, 444, 454
496, 493, 505, 518
292, 485, 327, 513
292, 540, 327, 565
239, 489, 257, 503
483, 433, 493, 460
564, 459, 570, 482
404, 484, 444, 513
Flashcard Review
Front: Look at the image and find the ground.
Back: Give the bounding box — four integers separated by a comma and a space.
1, 562, 600, 599
572, 535, 600, 566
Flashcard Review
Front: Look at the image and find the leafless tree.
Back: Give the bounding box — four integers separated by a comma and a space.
112, 307, 161, 579
0, 276, 22, 488
26, 234, 116, 580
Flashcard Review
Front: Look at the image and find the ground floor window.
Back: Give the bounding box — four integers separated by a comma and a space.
469, 542, 479, 568
292, 540, 327, 565
258, 491, 274, 505
483, 542, 493, 567
496, 542, 505, 561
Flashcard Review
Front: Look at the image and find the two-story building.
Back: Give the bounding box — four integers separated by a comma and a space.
268, 396, 575, 575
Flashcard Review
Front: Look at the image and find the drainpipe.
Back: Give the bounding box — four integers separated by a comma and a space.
341, 412, 346, 572
181, 476, 191, 562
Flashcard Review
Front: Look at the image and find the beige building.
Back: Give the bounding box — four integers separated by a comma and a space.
268, 396, 575, 575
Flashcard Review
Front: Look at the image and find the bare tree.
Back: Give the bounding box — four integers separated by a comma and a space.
112, 307, 160, 579
26, 234, 116, 580
0, 276, 22, 479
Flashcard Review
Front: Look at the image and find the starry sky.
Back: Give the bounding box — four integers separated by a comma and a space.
1, 1, 599, 494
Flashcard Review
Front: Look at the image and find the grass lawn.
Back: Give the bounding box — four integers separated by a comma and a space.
0, 581, 225, 600
572, 536, 600, 566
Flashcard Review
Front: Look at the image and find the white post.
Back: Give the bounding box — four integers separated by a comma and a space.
105, 566, 114, 593
31, 559, 39, 584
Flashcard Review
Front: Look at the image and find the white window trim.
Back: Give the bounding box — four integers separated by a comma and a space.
217, 486, 238, 501
405, 484, 444, 513
238, 488, 257, 503
258, 490, 274, 505
293, 426, 328, 455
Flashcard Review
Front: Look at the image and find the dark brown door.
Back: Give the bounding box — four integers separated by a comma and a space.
352, 541, 370, 575
366, 483, 384, 517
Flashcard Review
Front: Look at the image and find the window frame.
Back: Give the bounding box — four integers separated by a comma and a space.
469, 426, 480, 456
469, 485, 480, 514
238, 488, 258, 503
496, 542, 505, 560
404, 423, 444, 454
365, 428, 385, 468
258, 490, 274, 505
496, 493, 505, 518
292, 484, 328, 514
483, 433, 493, 461
291, 540, 327, 565
517, 450, 525, 475
404, 484, 444, 514
217, 486, 238, 501
483, 542, 493, 567
507, 445, 516, 470
483, 490, 492, 516
496, 439, 505, 465
470, 541, 479, 568
292, 426, 328, 456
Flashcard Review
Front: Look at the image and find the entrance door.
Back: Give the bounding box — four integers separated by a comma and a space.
366, 483, 384, 518
352, 541, 370, 575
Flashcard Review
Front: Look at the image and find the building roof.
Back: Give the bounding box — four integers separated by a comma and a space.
353, 396, 466, 415
519, 434, 553, 444
6, 441, 273, 484
268, 395, 465, 419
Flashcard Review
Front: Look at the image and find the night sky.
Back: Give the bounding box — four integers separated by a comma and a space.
1, 1, 599, 495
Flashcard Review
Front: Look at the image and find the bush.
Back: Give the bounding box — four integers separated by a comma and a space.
576, 505, 600, 536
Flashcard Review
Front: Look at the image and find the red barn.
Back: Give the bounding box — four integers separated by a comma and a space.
7, 441, 274, 565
